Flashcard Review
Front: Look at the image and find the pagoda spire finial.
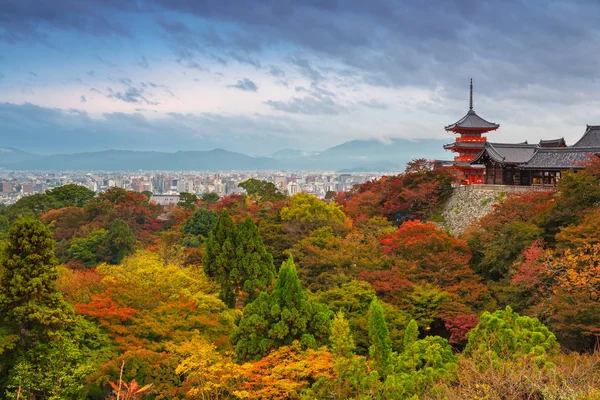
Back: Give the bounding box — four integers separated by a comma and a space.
469, 78, 473, 111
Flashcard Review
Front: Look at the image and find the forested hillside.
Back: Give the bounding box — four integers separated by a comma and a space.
0, 159, 599, 399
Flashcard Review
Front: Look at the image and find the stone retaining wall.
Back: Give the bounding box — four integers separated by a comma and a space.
441, 185, 553, 236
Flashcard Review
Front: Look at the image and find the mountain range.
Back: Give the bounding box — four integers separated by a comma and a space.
0, 138, 448, 172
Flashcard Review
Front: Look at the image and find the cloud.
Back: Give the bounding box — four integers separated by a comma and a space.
107, 87, 158, 105
268, 65, 286, 77
28, 71, 38, 77
289, 57, 323, 82
265, 95, 344, 115
0, 1, 133, 43
359, 99, 388, 110
228, 78, 258, 92
0, 72, 4, 81
96, 55, 117, 68
86, 70, 95, 77
80, 95, 87, 103
136, 56, 149, 68
0, 102, 326, 154
157, 17, 191, 34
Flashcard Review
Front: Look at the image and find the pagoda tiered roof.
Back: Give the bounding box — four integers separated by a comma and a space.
445, 79, 499, 132
445, 110, 500, 132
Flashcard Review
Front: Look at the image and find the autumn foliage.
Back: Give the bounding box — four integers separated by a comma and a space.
3, 163, 600, 399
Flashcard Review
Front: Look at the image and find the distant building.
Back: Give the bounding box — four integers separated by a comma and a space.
149, 194, 180, 206
288, 182, 300, 195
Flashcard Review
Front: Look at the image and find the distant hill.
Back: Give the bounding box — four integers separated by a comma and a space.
2, 149, 279, 171
0, 147, 41, 164
279, 138, 448, 171
0, 138, 448, 171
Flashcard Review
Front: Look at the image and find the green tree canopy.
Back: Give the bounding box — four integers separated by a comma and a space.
0, 217, 101, 398
46, 184, 96, 208
465, 306, 559, 364
384, 319, 457, 399
67, 229, 109, 268
238, 179, 286, 202
183, 208, 218, 237
204, 209, 240, 307
204, 212, 275, 307
236, 216, 275, 303
105, 219, 136, 264
230, 256, 332, 362
201, 192, 220, 205
178, 192, 199, 210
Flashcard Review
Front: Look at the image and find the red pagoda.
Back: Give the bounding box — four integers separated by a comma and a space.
444, 80, 499, 184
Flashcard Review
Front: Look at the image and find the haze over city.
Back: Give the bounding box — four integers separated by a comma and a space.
2, 0, 600, 156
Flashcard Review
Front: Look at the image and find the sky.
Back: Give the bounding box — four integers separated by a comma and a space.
2, 0, 600, 155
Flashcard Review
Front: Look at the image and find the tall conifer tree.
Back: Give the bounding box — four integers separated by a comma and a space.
231, 256, 332, 361
204, 209, 240, 307
368, 298, 392, 378
236, 216, 275, 303
205, 213, 275, 307
0, 217, 94, 398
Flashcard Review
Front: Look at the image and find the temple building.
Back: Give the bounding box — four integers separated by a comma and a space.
470, 125, 600, 186
442, 80, 600, 187
444, 80, 499, 184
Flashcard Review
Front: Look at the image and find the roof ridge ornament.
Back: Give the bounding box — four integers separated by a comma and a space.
469, 78, 473, 111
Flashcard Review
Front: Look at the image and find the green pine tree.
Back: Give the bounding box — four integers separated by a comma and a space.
331, 311, 355, 359
204, 209, 240, 307
384, 320, 457, 399
0, 217, 100, 398
465, 306, 559, 364
236, 216, 275, 303
230, 256, 332, 361
368, 298, 392, 378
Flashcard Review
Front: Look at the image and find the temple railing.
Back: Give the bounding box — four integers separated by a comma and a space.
453, 184, 556, 193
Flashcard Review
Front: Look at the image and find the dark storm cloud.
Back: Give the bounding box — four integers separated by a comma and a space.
228, 78, 258, 92
0, 0, 134, 43
156, 17, 191, 34
5, 0, 600, 98
145, 0, 600, 100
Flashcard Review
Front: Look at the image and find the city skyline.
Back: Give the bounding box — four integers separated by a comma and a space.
3, 1, 600, 155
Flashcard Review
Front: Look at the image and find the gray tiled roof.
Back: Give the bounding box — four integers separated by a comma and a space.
520, 147, 600, 170
572, 125, 600, 147
471, 142, 538, 164
538, 138, 566, 147
443, 141, 486, 150
445, 110, 500, 131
